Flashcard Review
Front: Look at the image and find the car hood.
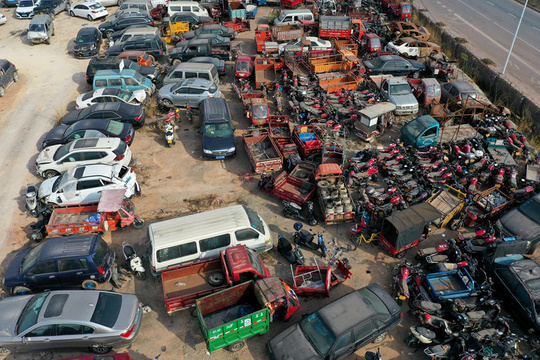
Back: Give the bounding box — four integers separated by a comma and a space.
132, 89, 147, 103
171, 44, 187, 52
38, 176, 58, 200
363, 60, 375, 69
158, 83, 175, 97
36, 145, 60, 165
3, 250, 30, 287
106, 44, 123, 54
74, 42, 97, 50
16, 6, 34, 11
0, 295, 33, 337
390, 93, 418, 107
203, 133, 235, 151
60, 109, 84, 125
98, 21, 113, 31
267, 323, 320, 360
44, 125, 69, 143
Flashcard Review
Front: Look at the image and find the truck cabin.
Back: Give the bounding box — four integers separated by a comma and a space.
397, 3, 412, 20
400, 114, 439, 149
247, 98, 269, 125
355, 102, 396, 141
417, 78, 441, 108
361, 33, 382, 53
235, 55, 253, 78
224, 245, 270, 283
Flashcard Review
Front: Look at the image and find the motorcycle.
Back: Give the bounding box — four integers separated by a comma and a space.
405, 313, 456, 348
277, 235, 304, 265
293, 222, 323, 255
393, 259, 412, 303
25, 184, 39, 218
283, 200, 318, 226
164, 119, 175, 147
122, 242, 146, 280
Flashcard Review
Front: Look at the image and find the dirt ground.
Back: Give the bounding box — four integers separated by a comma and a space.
0, 4, 516, 360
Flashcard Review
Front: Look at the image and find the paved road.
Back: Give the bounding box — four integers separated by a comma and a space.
416, 0, 540, 104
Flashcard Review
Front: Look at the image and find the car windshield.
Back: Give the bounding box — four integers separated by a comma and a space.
89, 3, 101, 9
390, 83, 412, 96
16, 293, 50, 335
53, 142, 73, 160
21, 242, 45, 275
204, 121, 233, 139
300, 312, 336, 356
252, 104, 268, 119
19, 0, 33, 6
117, 88, 132, 102
518, 199, 540, 224
106, 120, 124, 135
76, 33, 95, 43
426, 84, 441, 98
244, 206, 265, 234
402, 119, 426, 139
91, 292, 122, 328
236, 61, 250, 73
29, 24, 45, 32
209, 83, 218, 94
370, 57, 384, 67
246, 248, 264, 275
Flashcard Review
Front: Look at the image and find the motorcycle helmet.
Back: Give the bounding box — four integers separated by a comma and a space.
293, 222, 303, 232
422, 313, 432, 324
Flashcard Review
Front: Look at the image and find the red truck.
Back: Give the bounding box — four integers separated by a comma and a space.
318, 15, 352, 39
293, 125, 323, 159
268, 116, 298, 158
259, 161, 317, 206
381, 0, 412, 21
162, 245, 271, 314
241, 92, 270, 126
255, 24, 274, 53
243, 128, 283, 174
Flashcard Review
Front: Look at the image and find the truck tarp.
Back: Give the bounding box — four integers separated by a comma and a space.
382, 203, 440, 250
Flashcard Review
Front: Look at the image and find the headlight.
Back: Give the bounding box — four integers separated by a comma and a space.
203, 149, 212, 154
227, 147, 235, 152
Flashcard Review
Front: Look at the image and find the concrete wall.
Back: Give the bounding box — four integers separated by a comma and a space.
414, 9, 540, 134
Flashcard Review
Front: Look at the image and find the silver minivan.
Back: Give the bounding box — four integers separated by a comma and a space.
118, 0, 153, 13
115, 26, 159, 45
162, 62, 219, 86
27, 14, 54, 45
273, 9, 314, 26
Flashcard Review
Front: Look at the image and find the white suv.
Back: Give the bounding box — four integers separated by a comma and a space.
38, 163, 140, 206
16, 0, 41, 18
36, 137, 132, 179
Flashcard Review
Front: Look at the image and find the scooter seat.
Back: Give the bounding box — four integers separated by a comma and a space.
466, 310, 486, 320
416, 300, 442, 313
416, 326, 436, 340
299, 229, 314, 242
289, 202, 302, 210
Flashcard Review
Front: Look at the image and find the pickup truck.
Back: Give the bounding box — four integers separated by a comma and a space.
169, 38, 232, 64
33, 0, 68, 18
161, 245, 271, 314
195, 277, 300, 353
372, 75, 418, 116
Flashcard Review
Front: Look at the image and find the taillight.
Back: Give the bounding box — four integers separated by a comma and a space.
130, 168, 134, 173
125, 135, 132, 143
368, 69, 372, 73
86, 75, 90, 80
135, 114, 142, 121
456, 95, 461, 101
120, 324, 135, 338
92, 10, 99, 13
97, 266, 106, 275
114, 154, 125, 161
150, 21, 154, 26
208, 94, 215, 98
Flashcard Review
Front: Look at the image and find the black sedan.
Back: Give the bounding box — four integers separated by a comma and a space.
182, 24, 236, 41
267, 284, 402, 360
363, 54, 425, 79
60, 102, 145, 128
177, 33, 231, 51
42, 119, 134, 148
98, 13, 154, 38
169, 12, 213, 27
73, 26, 102, 58
187, 56, 226, 76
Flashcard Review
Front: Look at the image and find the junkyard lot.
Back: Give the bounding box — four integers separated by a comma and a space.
0, 6, 428, 360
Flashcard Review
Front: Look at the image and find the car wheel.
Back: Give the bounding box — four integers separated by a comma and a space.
45, 38, 51, 45
88, 14, 93, 21
162, 98, 173, 108
373, 331, 387, 344
411, 71, 420, 79
90, 344, 112, 354
148, 54, 155, 63
207, 272, 225, 286
50, 11, 55, 20
105, 30, 114, 39
43, 170, 60, 179
82, 279, 99, 289
13, 72, 19, 82
233, 30, 238, 37
0, 87, 5, 97
69, 10, 75, 16
227, 341, 245, 352
172, 59, 181, 66
12, 286, 32, 295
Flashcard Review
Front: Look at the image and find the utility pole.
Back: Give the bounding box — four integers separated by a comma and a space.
502, 0, 528, 74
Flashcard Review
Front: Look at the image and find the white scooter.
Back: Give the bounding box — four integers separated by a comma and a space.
122, 242, 146, 280
25, 184, 39, 218
164, 119, 176, 147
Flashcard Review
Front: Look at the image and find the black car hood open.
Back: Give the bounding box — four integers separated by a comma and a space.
267, 323, 321, 360
44, 124, 69, 143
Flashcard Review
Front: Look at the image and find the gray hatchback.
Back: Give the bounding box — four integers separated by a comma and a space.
0, 290, 142, 355
0, 59, 19, 97
440, 80, 478, 104
157, 78, 221, 108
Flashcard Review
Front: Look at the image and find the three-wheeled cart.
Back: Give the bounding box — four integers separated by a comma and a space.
424, 267, 476, 302
354, 102, 396, 142
290, 259, 340, 297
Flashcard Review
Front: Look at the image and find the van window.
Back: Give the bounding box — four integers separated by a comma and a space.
95, 79, 107, 87
200, 234, 231, 252
58, 259, 85, 272
124, 77, 139, 86
31, 261, 57, 275
108, 79, 123, 87
244, 206, 265, 234
182, 5, 191, 11
157, 242, 197, 262
235, 228, 259, 242
171, 71, 184, 79
185, 71, 197, 78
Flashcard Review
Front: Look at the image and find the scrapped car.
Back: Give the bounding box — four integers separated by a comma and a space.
363, 54, 425, 79
497, 193, 540, 254
42, 119, 134, 148
73, 26, 103, 58
157, 78, 220, 108
86, 55, 158, 84
183, 33, 231, 51
60, 102, 145, 128
187, 56, 226, 76
117, 50, 153, 66
69, 1, 108, 20
33, 0, 69, 18
0, 59, 19, 97
76, 87, 146, 109
182, 24, 236, 41
389, 21, 430, 41
36, 137, 132, 178
440, 80, 478, 104
3, 234, 116, 293
0, 290, 142, 354
267, 283, 402, 360
38, 163, 140, 206
385, 37, 440, 58
98, 12, 154, 38
278, 36, 332, 54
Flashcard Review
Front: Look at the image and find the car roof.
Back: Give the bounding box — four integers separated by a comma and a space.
71, 119, 114, 131
38, 235, 99, 260
118, 50, 146, 57
78, 27, 99, 35
379, 55, 401, 62
38, 290, 103, 323
510, 259, 540, 300
99, 87, 124, 96
179, 77, 213, 88
88, 102, 124, 112
70, 164, 118, 179
70, 137, 120, 150
189, 56, 218, 64
189, 38, 209, 45
446, 81, 476, 91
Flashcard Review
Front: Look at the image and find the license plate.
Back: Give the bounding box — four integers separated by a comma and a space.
216, 156, 225, 159
125, 176, 132, 184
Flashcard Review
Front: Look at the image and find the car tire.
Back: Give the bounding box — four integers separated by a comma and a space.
13, 72, 19, 82
88, 14, 93, 21
69, 10, 75, 16
0, 87, 5, 97
82, 279, 99, 289
50, 11, 55, 20
45, 38, 51, 45
373, 331, 387, 344
162, 99, 173, 108
411, 71, 420, 79
148, 54, 155, 63
172, 59, 181, 65
90, 344, 112, 354
12, 286, 32, 295
105, 30, 114, 39
207, 272, 225, 286
227, 341, 245, 352
43, 170, 60, 179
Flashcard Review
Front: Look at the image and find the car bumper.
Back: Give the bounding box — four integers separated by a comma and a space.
16, 12, 34, 18
394, 106, 419, 116
203, 149, 235, 159
74, 48, 100, 58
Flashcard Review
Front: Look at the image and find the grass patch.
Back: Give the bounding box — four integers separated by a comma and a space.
54, 108, 64, 125
435, 22, 446, 27
455, 37, 468, 44
481, 58, 495, 66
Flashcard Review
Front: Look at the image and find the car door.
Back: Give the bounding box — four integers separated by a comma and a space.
51, 324, 96, 349
441, 83, 452, 103
24, 260, 60, 289
351, 320, 377, 352
395, 60, 411, 76
381, 61, 396, 75
407, 41, 419, 57
172, 86, 190, 105
101, 110, 121, 121
493, 268, 524, 317
57, 151, 83, 170
22, 324, 57, 351
72, 4, 86, 17
76, 178, 104, 203
188, 87, 205, 105
54, 258, 92, 287
330, 330, 355, 360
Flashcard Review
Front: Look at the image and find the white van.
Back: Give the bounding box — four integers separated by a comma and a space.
273, 9, 314, 26
162, 62, 219, 86
167, 0, 208, 18
147, 205, 272, 276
